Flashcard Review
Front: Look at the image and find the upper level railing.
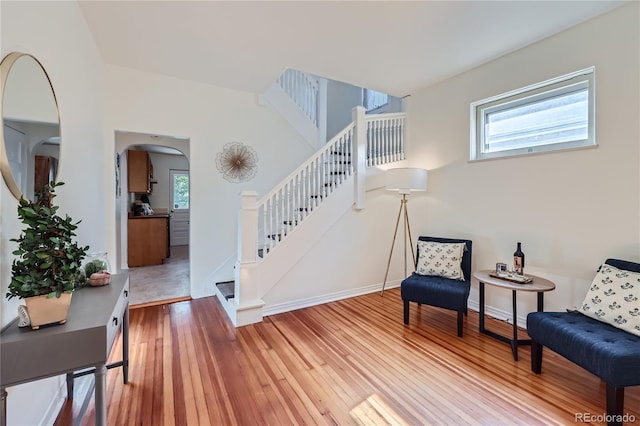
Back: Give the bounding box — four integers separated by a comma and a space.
277, 69, 319, 126
238, 107, 406, 262
366, 112, 406, 166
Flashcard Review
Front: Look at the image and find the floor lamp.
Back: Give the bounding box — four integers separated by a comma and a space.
381, 168, 428, 295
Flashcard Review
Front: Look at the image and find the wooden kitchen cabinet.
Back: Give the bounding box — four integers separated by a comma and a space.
128, 216, 169, 267
127, 150, 155, 194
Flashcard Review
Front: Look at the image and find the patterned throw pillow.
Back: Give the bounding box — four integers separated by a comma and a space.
415, 241, 466, 281
576, 263, 640, 336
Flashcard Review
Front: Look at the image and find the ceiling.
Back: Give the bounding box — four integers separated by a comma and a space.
78, 1, 626, 98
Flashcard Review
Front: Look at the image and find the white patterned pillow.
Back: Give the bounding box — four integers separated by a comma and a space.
416, 241, 466, 280
576, 263, 640, 336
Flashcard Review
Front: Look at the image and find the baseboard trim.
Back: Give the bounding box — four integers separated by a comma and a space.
467, 299, 529, 329
263, 286, 529, 330
263, 280, 402, 317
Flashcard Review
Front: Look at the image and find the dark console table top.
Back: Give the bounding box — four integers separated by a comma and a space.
1, 274, 129, 387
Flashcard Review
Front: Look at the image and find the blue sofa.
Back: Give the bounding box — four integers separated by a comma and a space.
527, 258, 640, 426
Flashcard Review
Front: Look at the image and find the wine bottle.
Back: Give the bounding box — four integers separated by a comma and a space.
513, 242, 525, 275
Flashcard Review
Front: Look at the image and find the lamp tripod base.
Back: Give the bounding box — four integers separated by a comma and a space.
381, 194, 416, 296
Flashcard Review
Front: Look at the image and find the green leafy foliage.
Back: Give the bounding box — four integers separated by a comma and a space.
6, 182, 90, 300
84, 259, 107, 276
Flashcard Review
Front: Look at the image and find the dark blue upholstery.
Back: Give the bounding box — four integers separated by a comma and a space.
401, 274, 470, 311
527, 311, 640, 387
526, 258, 640, 424
401, 236, 472, 337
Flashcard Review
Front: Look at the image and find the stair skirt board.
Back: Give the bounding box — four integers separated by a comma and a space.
216, 281, 235, 300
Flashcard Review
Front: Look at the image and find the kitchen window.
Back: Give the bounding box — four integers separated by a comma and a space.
470, 67, 596, 161
171, 170, 189, 209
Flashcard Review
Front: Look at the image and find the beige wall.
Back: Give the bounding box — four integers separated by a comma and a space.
261, 4, 639, 321
103, 65, 316, 295
1, 2, 638, 423
405, 3, 639, 319
1, 1, 106, 424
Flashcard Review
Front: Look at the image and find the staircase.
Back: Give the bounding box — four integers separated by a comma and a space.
215, 68, 407, 324
213, 105, 406, 326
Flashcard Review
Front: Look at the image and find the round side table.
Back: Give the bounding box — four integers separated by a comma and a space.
473, 270, 556, 361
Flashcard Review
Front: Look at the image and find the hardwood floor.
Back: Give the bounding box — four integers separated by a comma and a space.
56, 288, 639, 425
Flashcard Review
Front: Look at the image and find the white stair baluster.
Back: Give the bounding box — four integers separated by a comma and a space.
304, 164, 308, 211
384, 118, 389, 164
366, 121, 372, 167
296, 172, 301, 220
285, 181, 290, 230
265, 198, 271, 251
394, 118, 402, 161
401, 117, 406, 160
249, 112, 405, 260
329, 142, 335, 192
322, 150, 327, 198
372, 120, 378, 166
382, 118, 387, 163
390, 118, 396, 162
311, 159, 317, 209
275, 190, 280, 243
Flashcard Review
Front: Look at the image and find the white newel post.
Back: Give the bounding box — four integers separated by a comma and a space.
234, 191, 264, 326
352, 106, 367, 210
238, 191, 258, 263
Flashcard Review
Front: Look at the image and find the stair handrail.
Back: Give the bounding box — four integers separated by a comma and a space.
257, 123, 355, 206
255, 112, 405, 206
240, 109, 407, 262
257, 122, 355, 258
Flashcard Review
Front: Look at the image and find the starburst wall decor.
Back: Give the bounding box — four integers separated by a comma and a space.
216, 142, 259, 183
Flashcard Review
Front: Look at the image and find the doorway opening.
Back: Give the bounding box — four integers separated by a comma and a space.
115, 131, 191, 307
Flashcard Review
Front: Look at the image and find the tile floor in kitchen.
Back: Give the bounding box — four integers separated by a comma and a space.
128, 245, 190, 306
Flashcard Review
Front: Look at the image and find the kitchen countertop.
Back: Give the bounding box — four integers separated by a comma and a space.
128, 213, 170, 219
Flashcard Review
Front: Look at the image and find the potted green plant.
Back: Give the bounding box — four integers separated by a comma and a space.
6, 181, 89, 329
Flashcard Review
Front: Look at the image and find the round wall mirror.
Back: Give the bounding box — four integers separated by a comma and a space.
0, 52, 60, 200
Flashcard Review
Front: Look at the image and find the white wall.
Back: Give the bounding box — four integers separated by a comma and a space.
263, 182, 420, 308
1, 1, 105, 425
405, 3, 639, 321
103, 65, 315, 294
261, 3, 639, 328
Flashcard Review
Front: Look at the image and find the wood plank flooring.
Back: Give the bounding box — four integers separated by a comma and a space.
56, 288, 640, 425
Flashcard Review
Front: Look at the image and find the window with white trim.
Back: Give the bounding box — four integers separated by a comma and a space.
470, 67, 596, 161
171, 170, 189, 209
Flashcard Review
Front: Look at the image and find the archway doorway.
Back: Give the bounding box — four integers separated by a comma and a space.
115, 131, 191, 307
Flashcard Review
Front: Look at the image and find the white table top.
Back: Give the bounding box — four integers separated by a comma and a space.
473, 270, 556, 292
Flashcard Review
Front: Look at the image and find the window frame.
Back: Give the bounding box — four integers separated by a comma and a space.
170, 169, 190, 210
470, 67, 596, 161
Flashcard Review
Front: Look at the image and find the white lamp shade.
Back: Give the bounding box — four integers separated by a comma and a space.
385, 168, 428, 194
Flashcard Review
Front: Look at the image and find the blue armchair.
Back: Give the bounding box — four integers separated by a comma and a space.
401, 236, 473, 337
527, 258, 640, 426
